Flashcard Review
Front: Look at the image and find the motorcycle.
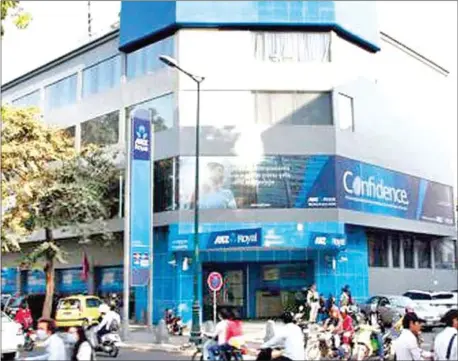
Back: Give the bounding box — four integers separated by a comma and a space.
165, 309, 186, 336
351, 322, 393, 361
22, 327, 36, 352
191, 334, 245, 361
86, 324, 121, 358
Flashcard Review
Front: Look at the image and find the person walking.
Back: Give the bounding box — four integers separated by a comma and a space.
340, 285, 352, 307
394, 312, 433, 360
21, 318, 67, 361
68, 327, 95, 361
307, 283, 320, 323
434, 309, 458, 361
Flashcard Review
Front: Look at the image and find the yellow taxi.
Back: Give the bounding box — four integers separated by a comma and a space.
55, 295, 104, 328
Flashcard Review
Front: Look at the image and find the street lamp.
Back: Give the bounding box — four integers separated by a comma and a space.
159, 55, 205, 344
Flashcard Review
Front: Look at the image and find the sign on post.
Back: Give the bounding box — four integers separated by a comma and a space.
207, 272, 223, 324
130, 108, 153, 287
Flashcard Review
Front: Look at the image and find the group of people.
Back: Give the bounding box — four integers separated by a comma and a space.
13, 302, 120, 361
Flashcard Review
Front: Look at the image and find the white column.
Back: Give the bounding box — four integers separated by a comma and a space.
413, 238, 419, 269
399, 234, 405, 269
387, 234, 393, 268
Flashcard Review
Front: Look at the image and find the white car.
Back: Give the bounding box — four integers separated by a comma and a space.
385, 295, 442, 328
1, 311, 25, 360
404, 290, 457, 316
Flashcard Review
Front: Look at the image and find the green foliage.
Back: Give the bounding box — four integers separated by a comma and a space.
1, 0, 31, 36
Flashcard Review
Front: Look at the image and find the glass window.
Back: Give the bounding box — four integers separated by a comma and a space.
125, 93, 174, 140
12, 90, 41, 108
417, 238, 432, 269
154, 158, 176, 212
82, 56, 121, 98
45, 74, 78, 111
391, 234, 401, 268
253, 32, 331, 62
368, 233, 389, 267
81, 111, 119, 147
85, 298, 100, 308
254, 92, 333, 126
63, 126, 76, 146
434, 239, 457, 269
403, 236, 415, 269
337, 93, 354, 131
126, 37, 174, 80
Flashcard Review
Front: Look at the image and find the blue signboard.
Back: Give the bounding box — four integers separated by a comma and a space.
26, 270, 46, 295
56, 268, 87, 295
1, 268, 18, 294
335, 156, 455, 226
98, 267, 123, 293
130, 108, 152, 286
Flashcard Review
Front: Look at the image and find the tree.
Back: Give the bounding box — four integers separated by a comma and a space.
2, 106, 120, 318
1, 0, 31, 36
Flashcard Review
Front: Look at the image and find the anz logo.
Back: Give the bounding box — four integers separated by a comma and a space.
134, 125, 149, 152
214, 235, 231, 245
213, 232, 258, 246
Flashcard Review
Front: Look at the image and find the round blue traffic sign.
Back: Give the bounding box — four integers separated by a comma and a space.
207, 272, 223, 292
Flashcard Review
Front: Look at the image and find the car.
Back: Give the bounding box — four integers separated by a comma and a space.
403, 290, 457, 316
55, 295, 103, 328
386, 295, 442, 328
1, 311, 25, 360
360, 295, 403, 326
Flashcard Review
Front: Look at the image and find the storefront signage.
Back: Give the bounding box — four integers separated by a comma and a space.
56, 268, 87, 294
26, 270, 46, 294
206, 228, 262, 249
335, 156, 455, 225
98, 267, 123, 293
129, 108, 153, 287
1, 268, 17, 294
310, 232, 347, 249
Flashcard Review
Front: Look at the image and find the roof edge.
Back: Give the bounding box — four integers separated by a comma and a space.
1, 29, 120, 92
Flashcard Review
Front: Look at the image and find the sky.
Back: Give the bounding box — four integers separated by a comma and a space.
1, 0, 457, 189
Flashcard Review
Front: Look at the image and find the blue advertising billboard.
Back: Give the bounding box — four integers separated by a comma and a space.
56, 268, 87, 295
335, 156, 455, 226
97, 267, 123, 293
26, 270, 46, 295
130, 108, 152, 286
1, 268, 18, 294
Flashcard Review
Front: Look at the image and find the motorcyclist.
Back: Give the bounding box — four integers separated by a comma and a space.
367, 303, 385, 361
394, 306, 415, 333
324, 306, 343, 350
96, 304, 121, 345
340, 285, 353, 307
15, 300, 33, 331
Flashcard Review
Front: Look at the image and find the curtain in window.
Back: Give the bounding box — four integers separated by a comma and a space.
83, 56, 121, 98
254, 32, 331, 62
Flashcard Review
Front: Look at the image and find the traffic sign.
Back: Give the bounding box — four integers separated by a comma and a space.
207, 272, 223, 292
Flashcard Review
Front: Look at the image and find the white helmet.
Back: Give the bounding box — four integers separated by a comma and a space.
370, 303, 377, 313
99, 304, 110, 314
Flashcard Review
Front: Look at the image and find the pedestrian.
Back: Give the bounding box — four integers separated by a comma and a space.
340, 285, 352, 307
306, 283, 320, 323
394, 312, 433, 360
258, 311, 304, 361
20, 318, 67, 361
68, 327, 95, 361
434, 309, 458, 361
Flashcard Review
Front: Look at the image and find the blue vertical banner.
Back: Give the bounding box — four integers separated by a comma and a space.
130, 108, 153, 287
1, 268, 18, 294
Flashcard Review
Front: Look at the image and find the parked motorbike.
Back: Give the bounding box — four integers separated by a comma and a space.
165, 308, 186, 336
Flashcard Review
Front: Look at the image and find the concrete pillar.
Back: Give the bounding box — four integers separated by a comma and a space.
399, 234, 405, 269
387, 234, 393, 268
413, 238, 419, 269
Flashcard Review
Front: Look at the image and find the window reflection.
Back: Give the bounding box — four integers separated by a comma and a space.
82, 56, 121, 97
434, 239, 457, 269
12, 90, 41, 108
45, 74, 78, 111
81, 111, 119, 147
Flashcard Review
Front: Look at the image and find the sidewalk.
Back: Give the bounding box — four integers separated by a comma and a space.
119, 322, 270, 358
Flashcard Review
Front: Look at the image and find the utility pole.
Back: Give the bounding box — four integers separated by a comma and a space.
87, 1, 92, 38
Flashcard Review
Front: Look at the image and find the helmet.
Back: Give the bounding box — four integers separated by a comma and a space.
370, 303, 377, 313
99, 304, 110, 314
405, 306, 415, 314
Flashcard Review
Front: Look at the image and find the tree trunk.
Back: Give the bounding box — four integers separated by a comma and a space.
42, 228, 55, 319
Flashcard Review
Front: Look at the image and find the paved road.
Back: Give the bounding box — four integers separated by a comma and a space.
17, 349, 189, 360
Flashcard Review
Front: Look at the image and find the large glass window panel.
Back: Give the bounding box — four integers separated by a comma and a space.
337, 93, 354, 131
253, 32, 331, 62
403, 236, 415, 269
12, 90, 41, 108
368, 233, 389, 267
126, 37, 174, 80
254, 92, 333, 126
434, 239, 457, 269
45, 74, 78, 111
81, 111, 119, 147
82, 56, 121, 98
417, 238, 432, 269
125, 93, 174, 141
154, 158, 176, 212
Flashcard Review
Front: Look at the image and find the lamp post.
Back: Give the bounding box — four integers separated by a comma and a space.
159, 55, 204, 344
